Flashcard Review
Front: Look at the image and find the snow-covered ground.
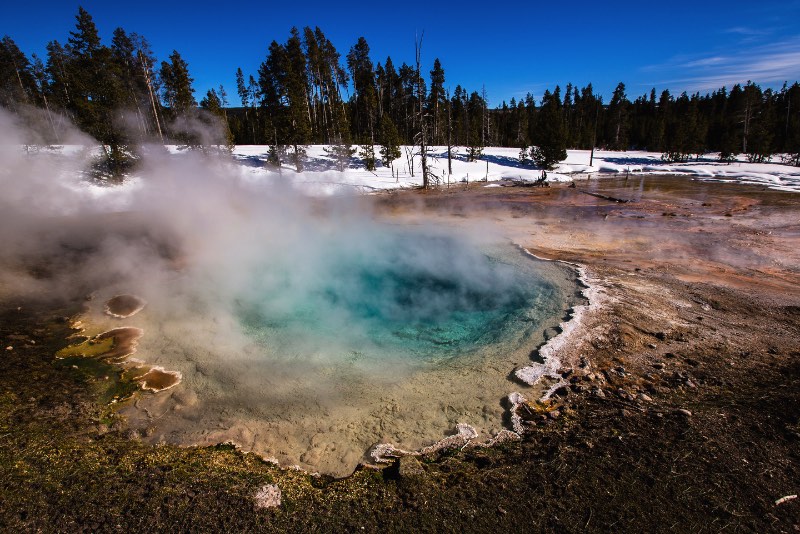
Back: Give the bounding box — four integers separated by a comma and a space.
229, 145, 800, 194
556, 149, 800, 193
30, 144, 800, 198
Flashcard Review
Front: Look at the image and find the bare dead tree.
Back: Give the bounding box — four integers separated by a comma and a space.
414, 32, 430, 189
404, 145, 415, 177
446, 87, 453, 176
481, 84, 487, 149
31, 55, 60, 143
136, 45, 163, 142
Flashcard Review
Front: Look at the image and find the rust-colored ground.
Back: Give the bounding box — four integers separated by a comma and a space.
1, 175, 798, 532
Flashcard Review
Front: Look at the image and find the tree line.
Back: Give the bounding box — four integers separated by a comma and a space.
492, 81, 800, 166
2, 7, 799, 178
0, 7, 232, 175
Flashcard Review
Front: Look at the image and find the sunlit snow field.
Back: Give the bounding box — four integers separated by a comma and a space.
227, 145, 800, 194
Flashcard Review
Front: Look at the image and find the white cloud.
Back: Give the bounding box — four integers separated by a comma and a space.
723, 27, 770, 37
683, 56, 727, 68
643, 37, 800, 91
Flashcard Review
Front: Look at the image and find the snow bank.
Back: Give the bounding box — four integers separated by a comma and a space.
226, 145, 800, 194
558, 149, 800, 192
28, 144, 800, 195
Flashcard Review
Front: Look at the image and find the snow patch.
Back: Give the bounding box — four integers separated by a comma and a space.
514, 249, 604, 402
370, 422, 520, 463
254, 484, 281, 509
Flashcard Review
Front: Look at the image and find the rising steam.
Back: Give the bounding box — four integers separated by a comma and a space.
0, 107, 576, 475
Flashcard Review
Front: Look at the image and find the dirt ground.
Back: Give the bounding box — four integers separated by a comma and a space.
1, 175, 799, 532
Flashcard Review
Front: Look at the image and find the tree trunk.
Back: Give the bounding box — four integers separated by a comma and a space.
41, 92, 59, 143
447, 101, 452, 176
13, 65, 28, 104
140, 54, 163, 142
743, 95, 751, 154
415, 34, 429, 189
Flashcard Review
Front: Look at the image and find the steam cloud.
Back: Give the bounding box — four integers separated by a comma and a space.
0, 107, 579, 474
0, 106, 537, 361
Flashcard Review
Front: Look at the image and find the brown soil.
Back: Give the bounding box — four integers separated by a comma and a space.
1, 175, 798, 532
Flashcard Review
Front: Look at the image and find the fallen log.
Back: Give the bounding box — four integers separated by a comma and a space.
578, 190, 633, 203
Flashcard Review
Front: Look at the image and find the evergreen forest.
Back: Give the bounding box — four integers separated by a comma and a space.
2, 7, 799, 174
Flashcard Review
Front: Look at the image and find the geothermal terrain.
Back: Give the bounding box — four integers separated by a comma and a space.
1, 137, 799, 530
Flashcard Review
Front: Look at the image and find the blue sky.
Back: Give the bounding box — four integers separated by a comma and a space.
4, 1, 800, 106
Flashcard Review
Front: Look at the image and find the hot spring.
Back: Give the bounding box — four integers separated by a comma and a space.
95, 220, 581, 476
1, 138, 582, 476
238, 231, 555, 365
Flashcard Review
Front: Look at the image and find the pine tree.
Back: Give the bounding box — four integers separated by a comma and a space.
519, 146, 530, 165
57, 8, 139, 175
284, 27, 311, 170
111, 28, 160, 142
563, 82, 575, 147
524, 92, 538, 147
575, 84, 598, 149
347, 37, 377, 143
445, 87, 454, 175
481, 85, 490, 148
782, 82, 800, 166
199, 87, 235, 153
513, 98, 529, 148
302, 27, 324, 142
236, 67, 248, 107
466, 91, 485, 161
705, 87, 726, 153
382, 56, 403, 137
497, 99, 510, 146
0, 36, 37, 110
325, 137, 355, 171
256, 29, 312, 171
653, 89, 672, 153
662, 92, 691, 162
718, 85, 740, 162
531, 88, 567, 169
324, 96, 355, 171
247, 74, 262, 142
301, 27, 350, 145
606, 82, 630, 150
640, 88, 660, 151
63, 7, 104, 135
160, 49, 197, 146
747, 87, 775, 163
428, 58, 445, 144
160, 51, 195, 113
687, 92, 707, 159
30, 53, 60, 143
450, 85, 465, 145
200, 89, 221, 113
258, 40, 285, 163
318, 28, 350, 142
359, 143, 376, 171
379, 115, 401, 169
740, 81, 762, 154
126, 34, 164, 142
44, 40, 69, 110
399, 62, 422, 142
235, 66, 256, 144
